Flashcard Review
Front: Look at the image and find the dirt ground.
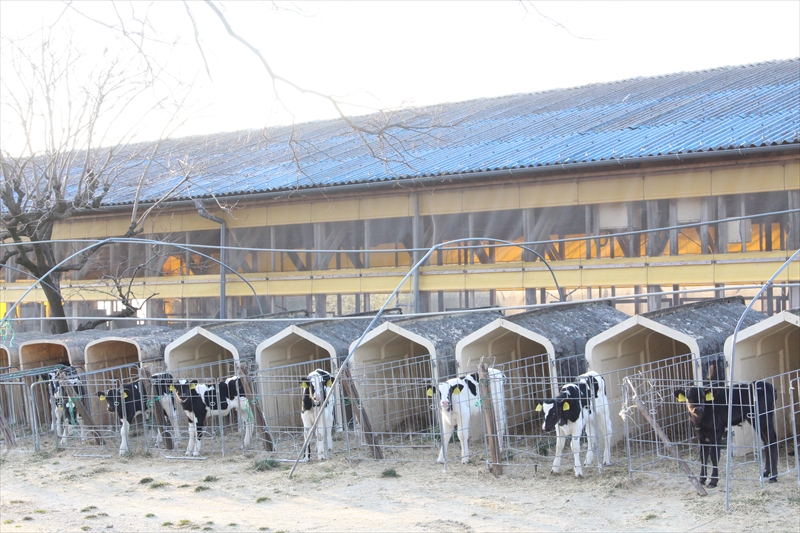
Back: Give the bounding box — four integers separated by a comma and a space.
1, 445, 799, 533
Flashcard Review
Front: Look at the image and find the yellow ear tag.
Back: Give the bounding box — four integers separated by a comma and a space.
99, 395, 106, 401
562, 402, 570, 411
452, 388, 461, 395
677, 393, 686, 403
169, 385, 176, 392
301, 382, 308, 389
426, 388, 433, 397
535, 404, 542, 412
123, 391, 128, 398
705, 392, 713, 401
326, 379, 333, 387
189, 383, 197, 390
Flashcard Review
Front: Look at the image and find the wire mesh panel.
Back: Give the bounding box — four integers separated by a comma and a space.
490, 353, 604, 473
50, 363, 143, 457
621, 358, 798, 486
151, 358, 253, 457
601, 351, 718, 464
250, 358, 340, 461
0, 381, 35, 450
346, 353, 444, 462
0, 364, 74, 451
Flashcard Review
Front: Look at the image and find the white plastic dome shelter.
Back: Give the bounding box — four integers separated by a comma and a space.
164, 326, 239, 375
724, 309, 799, 445
83, 327, 176, 372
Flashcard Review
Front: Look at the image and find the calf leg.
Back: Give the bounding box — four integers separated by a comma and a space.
707, 444, 720, 488
438, 416, 454, 463
584, 413, 597, 467
601, 405, 613, 465
120, 419, 130, 455
457, 415, 471, 464
759, 420, 779, 482
570, 424, 584, 478
185, 414, 197, 456
551, 427, 566, 474
698, 444, 708, 485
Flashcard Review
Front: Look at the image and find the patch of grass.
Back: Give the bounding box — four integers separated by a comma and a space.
205, 522, 214, 525
22, 517, 33, 521
97, 513, 108, 517
228, 524, 237, 527
150, 481, 169, 489
3, 520, 13, 524
256, 496, 270, 503
34, 510, 46, 514
85, 515, 98, 519
254, 458, 279, 472
162, 522, 174, 527
258, 528, 269, 532
644, 513, 657, 521
179, 519, 192, 526
194, 485, 211, 492
81, 527, 91, 532
203, 529, 212, 532
203, 475, 218, 482
139, 477, 154, 484
9, 500, 25, 504
178, 484, 190, 488
81, 506, 97, 513
380, 468, 399, 478
145, 514, 156, 518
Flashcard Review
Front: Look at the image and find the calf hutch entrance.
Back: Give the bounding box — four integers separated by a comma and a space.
253, 325, 342, 460
346, 322, 442, 462
724, 309, 800, 483
455, 301, 629, 472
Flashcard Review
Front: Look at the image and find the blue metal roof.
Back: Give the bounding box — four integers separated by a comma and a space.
97, 59, 800, 205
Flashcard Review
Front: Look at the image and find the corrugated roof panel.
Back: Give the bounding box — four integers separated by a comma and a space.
82, 59, 800, 205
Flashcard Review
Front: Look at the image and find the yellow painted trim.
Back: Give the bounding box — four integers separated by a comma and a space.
786, 163, 800, 190
267, 203, 311, 226
418, 190, 463, 215
520, 181, 579, 208
311, 198, 361, 223
359, 196, 412, 219
711, 165, 785, 195
578, 176, 644, 204
644, 171, 711, 200
462, 185, 520, 212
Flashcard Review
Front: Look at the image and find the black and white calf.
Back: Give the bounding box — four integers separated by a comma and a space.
171, 377, 253, 456
536, 370, 612, 477
300, 369, 335, 461
46, 367, 87, 446
427, 368, 507, 465
675, 380, 778, 486
96, 373, 179, 455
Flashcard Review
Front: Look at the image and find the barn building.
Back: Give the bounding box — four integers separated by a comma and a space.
2, 59, 799, 330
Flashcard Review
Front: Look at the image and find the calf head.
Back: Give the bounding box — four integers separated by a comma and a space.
300, 370, 332, 407
674, 387, 715, 427
96, 388, 129, 414
151, 373, 175, 396
170, 379, 199, 400
536, 396, 575, 431
426, 380, 465, 411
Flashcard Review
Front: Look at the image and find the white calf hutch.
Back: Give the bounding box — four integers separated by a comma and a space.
587, 297, 769, 482
346, 311, 501, 462
724, 308, 800, 482
455, 301, 629, 470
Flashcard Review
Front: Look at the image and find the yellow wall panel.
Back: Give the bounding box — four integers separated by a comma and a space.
711, 165, 785, 195
181, 283, 220, 298
648, 263, 714, 285
418, 190, 462, 215
267, 278, 312, 295
360, 196, 412, 220
309, 277, 361, 294
714, 261, 791, 284
420, 273, 464, 291
462, 185, 520, 212
224, 206, 267, 227
520, 181, 579, 208
582, 266, 646, 286
69, 218, 105, 239
578, 176, 643, 204
360, 275, 407, 293
267, 203, 312, 226
311, 199, 361, 223
644, 171, 711, 200
105, 217, 133, 236
786, 163, 800, 190
51, 222, 70, 240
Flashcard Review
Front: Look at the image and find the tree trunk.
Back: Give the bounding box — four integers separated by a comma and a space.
40, 273, 69, 334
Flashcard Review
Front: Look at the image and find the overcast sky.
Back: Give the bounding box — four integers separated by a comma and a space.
1, 1, 799, 146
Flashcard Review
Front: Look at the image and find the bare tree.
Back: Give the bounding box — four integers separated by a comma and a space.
0, 29, 195, 333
